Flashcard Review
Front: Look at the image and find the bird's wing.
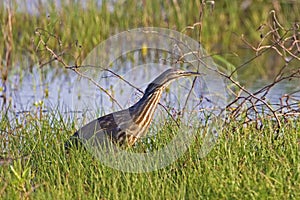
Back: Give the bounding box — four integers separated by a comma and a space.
67, 109, 135, 150
75, 113, 118, 140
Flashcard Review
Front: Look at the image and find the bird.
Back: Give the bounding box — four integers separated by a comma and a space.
65, 68, 201, 151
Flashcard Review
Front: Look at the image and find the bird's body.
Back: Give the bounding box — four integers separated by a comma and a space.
67, 68, 200, 149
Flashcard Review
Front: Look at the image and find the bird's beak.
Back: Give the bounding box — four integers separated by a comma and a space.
180, 71, 203, 77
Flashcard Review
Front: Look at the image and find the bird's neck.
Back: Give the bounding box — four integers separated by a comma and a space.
130, 89, 163, 127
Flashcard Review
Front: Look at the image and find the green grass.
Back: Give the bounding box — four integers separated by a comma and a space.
1, 109, 299, 199
1, 0, 299, 76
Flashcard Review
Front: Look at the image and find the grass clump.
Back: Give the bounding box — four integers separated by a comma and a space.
0, 110, 299, 199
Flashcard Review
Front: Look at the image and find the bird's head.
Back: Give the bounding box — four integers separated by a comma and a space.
144, 68, 201, 95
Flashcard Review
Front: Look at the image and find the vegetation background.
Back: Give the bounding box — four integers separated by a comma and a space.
0, 0, 299, 199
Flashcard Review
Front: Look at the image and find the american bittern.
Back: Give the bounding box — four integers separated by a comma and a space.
66, 68, 201, 149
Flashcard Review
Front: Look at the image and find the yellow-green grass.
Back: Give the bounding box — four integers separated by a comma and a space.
0, 109, 299, 199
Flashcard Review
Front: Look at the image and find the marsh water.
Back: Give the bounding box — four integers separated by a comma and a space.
1, 0, 300, 128
1, 59, 299, 128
